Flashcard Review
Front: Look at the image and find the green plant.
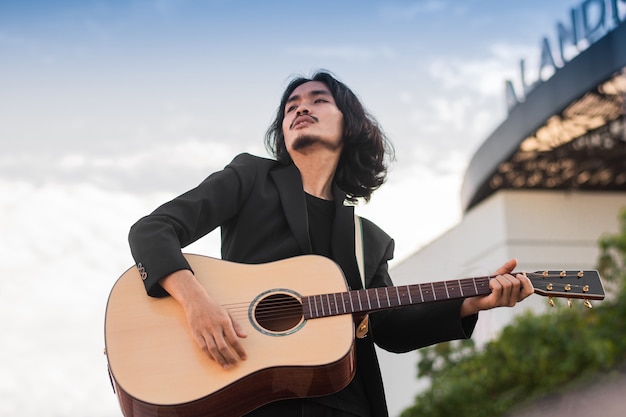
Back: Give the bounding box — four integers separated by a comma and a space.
400, 208, 626, 417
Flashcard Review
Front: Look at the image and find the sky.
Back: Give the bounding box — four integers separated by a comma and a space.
0, 0, 602, 416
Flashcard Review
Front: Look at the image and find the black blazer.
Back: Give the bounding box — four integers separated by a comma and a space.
129, 153, 477, 416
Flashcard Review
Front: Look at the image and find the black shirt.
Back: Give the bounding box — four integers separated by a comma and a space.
305, 193, 371, 417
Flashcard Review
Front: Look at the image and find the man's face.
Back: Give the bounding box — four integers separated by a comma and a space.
282, 81, 344, 155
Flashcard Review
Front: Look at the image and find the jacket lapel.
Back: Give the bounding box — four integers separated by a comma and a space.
270, 164, 361, 289
270, 163, 312, 255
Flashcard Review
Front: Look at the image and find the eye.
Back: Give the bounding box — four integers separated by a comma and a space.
285, 105, 297, 113
315, 98, 328, 104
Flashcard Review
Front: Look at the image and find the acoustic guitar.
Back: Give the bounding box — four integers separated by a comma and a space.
104, 254, 605, 417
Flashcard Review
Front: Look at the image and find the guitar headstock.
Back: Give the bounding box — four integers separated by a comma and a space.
525, 270, 605, 308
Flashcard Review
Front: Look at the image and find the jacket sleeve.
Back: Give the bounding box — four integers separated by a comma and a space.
127, 153, 257, 297
361, 218, 478, 353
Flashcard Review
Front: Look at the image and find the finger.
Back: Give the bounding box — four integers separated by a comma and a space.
491, 275, 517, 306
193, 331, 217, 363
227, 313, 248, 360
517, 273, 535, 300
190, 322, 238, 369
203, 334, 236, 369
488, 276, 505, 308
222, 326, 247, 362
493, 259, 517, 276
489, 275, 503, 294
230, 312, 248, 339
500, 274, 519, 305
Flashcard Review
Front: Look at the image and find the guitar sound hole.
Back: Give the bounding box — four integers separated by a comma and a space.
254, 293, 303, 333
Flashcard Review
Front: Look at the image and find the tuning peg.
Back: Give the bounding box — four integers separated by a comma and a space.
584, 299, 593, 309
577, 271, 584, 278
567, 299, 573, 308
548, 297, 555, 307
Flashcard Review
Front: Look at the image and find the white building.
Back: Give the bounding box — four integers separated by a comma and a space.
380, 10, 626, 416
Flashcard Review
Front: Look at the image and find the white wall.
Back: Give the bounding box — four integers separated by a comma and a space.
379, 189, 626, 417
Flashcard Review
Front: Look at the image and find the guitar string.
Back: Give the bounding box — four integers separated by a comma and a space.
200, 270, 588, 318
206, 274, 593, 321
213, 272, 590, 317
217, 280, 487, 319
167, 272, 584, 320
221, 278, 590, 318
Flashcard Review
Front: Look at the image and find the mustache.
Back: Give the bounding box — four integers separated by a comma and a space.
289, 114, 318, 129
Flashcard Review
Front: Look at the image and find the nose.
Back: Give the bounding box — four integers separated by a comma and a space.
296, 105, 309, 115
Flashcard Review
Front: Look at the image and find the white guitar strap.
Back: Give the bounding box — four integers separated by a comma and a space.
354, 214, 369, 338
354, 214, 365, 288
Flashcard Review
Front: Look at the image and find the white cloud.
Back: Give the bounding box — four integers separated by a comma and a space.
428, 42, 535, 96
111, 138, 238, 171
0, 178, 221, 416
0, 138, 262, 193
394, 41, 538, 156
357, 160, 464, 264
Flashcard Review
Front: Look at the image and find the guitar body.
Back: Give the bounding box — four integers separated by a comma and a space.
105, 254, 356, 417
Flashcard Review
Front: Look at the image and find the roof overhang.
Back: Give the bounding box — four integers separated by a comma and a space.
461, 20, 626, 212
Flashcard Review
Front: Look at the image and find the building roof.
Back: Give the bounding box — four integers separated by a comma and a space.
461, 21, 626, 212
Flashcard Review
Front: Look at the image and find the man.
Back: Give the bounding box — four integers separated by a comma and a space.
128, 71, 534, 416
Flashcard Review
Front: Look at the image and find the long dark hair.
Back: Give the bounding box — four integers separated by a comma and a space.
265, 71, 394, 203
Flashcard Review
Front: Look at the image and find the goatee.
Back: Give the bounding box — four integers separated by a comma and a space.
292, 135, 341, 152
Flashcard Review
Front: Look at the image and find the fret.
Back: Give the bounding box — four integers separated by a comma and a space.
313, 295, 321, 317
446, 280, 463, 299
420, 284, 437, 302
314, 295, 319, 317
349, 291, 355, 313
303, 275, 497, 319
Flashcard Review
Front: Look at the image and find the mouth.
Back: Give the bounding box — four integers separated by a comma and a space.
290, 115, 317, 130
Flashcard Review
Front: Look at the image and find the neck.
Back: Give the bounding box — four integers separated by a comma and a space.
291, 151, 339, 200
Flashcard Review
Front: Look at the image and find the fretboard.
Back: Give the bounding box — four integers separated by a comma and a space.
302, 276, 492, 320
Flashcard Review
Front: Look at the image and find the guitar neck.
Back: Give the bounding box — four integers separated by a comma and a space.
303, 276, 491, 320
